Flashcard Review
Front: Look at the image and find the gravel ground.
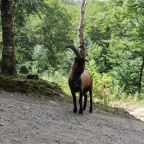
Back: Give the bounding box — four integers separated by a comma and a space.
0, 90, 144, 144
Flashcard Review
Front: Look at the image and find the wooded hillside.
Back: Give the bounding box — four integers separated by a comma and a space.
0, 0, 144, 104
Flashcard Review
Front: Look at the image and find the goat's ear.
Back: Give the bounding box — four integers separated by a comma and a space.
75, 57, 78, 62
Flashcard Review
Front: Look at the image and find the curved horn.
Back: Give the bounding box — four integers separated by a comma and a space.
66, 44, 81, 58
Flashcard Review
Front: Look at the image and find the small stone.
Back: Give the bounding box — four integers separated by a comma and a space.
13, 138, 20, 142
0, 123, 4, 126
0, 109, 4, 112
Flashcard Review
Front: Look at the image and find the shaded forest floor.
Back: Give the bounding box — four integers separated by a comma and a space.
0, 90, 144, 144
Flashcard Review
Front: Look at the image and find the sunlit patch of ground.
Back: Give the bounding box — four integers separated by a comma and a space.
111, 104, 144, 121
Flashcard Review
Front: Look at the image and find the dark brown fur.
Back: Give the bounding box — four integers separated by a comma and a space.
68, 57, 93, 114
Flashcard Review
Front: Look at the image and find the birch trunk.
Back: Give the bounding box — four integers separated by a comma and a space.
78, 0, 86, 58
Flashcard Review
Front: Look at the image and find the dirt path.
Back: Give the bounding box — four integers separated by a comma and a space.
111, 103, 144, 122
0, 91, 144, 144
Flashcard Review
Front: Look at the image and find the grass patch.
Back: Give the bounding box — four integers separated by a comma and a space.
0, 74, 64, 97
41, 72, 71, 95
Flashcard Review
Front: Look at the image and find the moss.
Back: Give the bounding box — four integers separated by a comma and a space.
0, 74, 63, 97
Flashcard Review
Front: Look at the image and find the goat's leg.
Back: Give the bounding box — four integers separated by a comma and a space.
71, 91, 77, 113
79, 91, 83, 114
83, 94, 87, 111
89, 89, 93, 113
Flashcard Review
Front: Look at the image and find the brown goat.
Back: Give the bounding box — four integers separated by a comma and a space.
68, 45, 93, 114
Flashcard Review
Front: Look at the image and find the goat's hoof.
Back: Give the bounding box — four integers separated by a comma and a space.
79, 110, 83, 114
73, 109, 77, 113
89, 109, 92, 113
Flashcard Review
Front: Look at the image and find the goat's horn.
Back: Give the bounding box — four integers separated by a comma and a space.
66, 44, 81, 58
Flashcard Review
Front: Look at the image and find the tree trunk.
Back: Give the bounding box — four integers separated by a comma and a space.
78, 0, 86, 58
1, 0, 16, 75
138, 56, 144, 94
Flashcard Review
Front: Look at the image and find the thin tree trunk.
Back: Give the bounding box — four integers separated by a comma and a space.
1, 0, 16, 75
78, 0, 86, 58
138, 56, 144, 94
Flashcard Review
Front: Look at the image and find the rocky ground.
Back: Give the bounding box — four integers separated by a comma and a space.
0, 90, 144, 144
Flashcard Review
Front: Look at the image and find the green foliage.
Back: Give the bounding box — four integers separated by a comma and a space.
85, 0, 144, 96
86, 49, 114, 106
15, 0, 72, 74
40, 3, 72, 66
41, 70, 71, 95
0, 0, 144, 105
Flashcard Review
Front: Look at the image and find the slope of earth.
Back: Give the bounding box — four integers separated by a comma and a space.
0, 90, 144, 144
111, 103, 144, 122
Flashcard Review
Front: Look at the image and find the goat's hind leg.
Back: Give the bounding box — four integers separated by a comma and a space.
79, 91, 83, 114
83, 93, 87, 111
89, 89, 93, 113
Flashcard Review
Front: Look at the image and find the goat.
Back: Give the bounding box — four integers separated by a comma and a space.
67, 45, 93, 114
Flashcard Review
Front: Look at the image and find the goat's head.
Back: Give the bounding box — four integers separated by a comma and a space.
66, 44, 86, 75
73, 57, 85, 75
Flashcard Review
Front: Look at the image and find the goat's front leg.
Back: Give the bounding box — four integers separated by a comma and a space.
79, 90, 83, 114
71, 91, 77, 113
